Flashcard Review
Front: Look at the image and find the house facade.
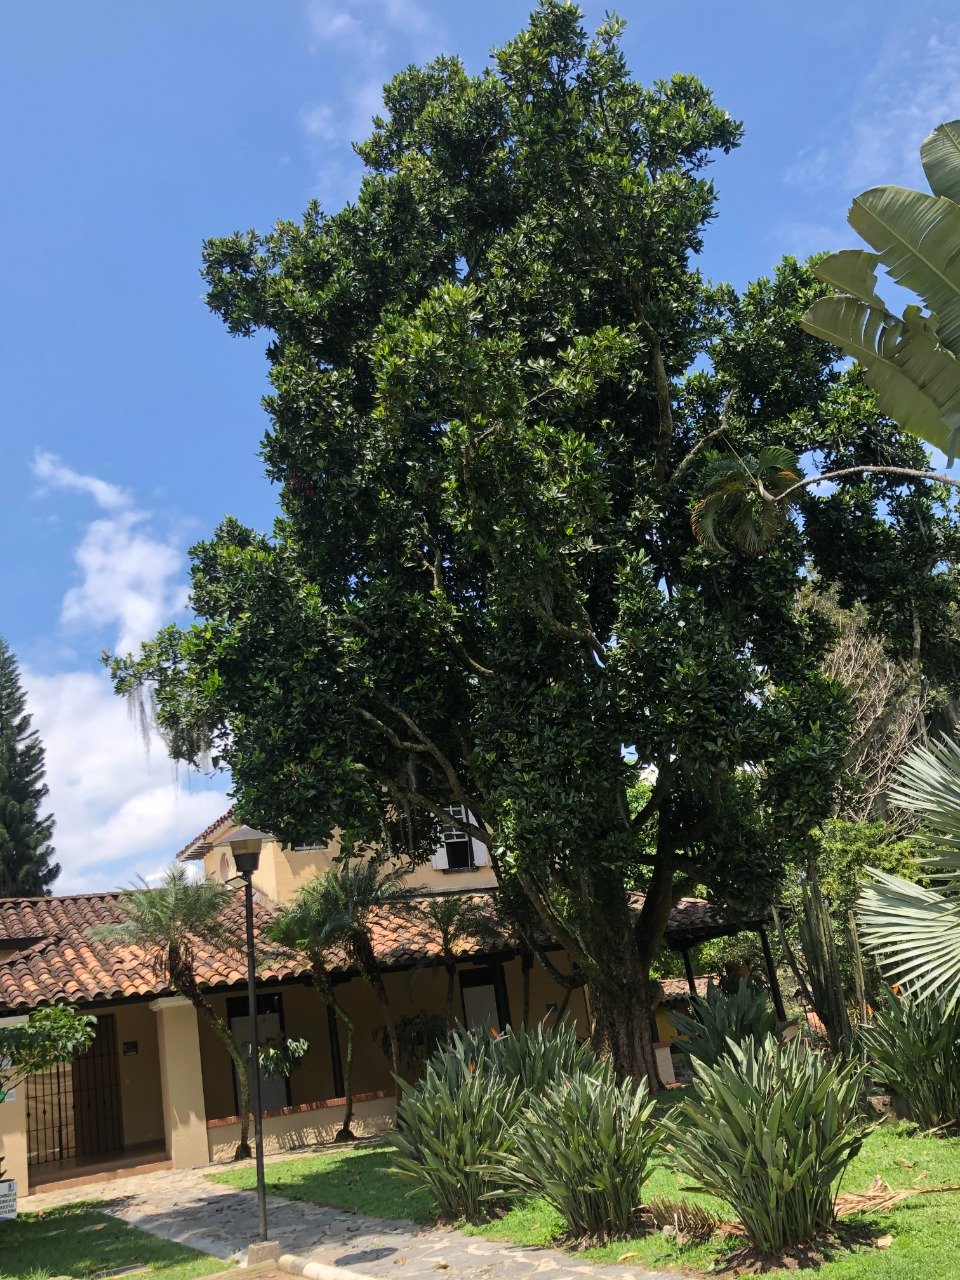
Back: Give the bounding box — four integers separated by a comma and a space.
0, 811, 779, 1196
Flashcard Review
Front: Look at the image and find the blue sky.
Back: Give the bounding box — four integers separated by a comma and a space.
2, 0, 958, 892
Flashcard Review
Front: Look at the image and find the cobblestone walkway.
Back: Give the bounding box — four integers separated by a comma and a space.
26, 1165, 674, 1280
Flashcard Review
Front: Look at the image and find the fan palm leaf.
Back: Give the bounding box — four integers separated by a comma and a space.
858, 734, 960, 1011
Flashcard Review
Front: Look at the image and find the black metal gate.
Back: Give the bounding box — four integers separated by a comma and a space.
26, 1013, 124, 1167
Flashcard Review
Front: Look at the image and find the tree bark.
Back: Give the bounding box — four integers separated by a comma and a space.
353, 931, 400, 1081
589, 965, 663, 1091
332, 993, 356, 1142
444, 958, 456, 1032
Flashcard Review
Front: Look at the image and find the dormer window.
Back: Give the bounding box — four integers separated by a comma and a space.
433, 805, 490, 873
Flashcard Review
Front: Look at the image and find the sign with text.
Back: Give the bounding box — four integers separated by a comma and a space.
0, 1179, 16, 1220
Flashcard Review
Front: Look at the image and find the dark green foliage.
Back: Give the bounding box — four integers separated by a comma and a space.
108, 2, 960, 1083
665, 1035, 869, 1253
452, 1018, 605, 1094
504, 1072, 659, 1241
374, 1010, 447, 1074
859, 996, 960, 1131
393, 1056, 519, 1222
669, 979, 778, 1067
0, 1005, 96, 1177
0, 635, 58, 896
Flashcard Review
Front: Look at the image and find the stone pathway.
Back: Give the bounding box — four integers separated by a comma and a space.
26, 1165, 674, 1280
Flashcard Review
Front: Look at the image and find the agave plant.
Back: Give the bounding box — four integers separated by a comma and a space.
858, 734, 960, 1009
665, 1034, 869, 1254
859, 994, 960, 1131
503, 1072, 659, 1241
669, 978, 778, 1067
801, 119, 960, 463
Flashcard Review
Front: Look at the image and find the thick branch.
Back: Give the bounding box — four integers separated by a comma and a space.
782, 465, 960, 502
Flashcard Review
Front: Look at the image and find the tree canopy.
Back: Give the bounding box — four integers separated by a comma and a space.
110, 2, 960, 1081
0, 635, 58, 897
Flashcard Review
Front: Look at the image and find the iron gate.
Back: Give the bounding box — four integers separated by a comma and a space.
26, 1013, 124, 1167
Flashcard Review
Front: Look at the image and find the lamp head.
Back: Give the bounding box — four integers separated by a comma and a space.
223, 824, 271, 875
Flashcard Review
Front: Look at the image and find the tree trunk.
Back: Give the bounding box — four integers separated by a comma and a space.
589, 966, 663, 1091
521, 949, 532, 1029
353, 932, 400, 1081
332, 994, 356, 1143
444, 958, 456, 1032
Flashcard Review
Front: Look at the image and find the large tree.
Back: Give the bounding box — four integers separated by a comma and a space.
0, 636, 58, 896
110, 3, 958, 1084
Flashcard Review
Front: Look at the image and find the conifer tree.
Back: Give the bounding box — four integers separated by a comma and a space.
0, 637, 58, 896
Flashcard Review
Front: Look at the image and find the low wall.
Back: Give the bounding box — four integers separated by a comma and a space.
206, 1090, 395, 1164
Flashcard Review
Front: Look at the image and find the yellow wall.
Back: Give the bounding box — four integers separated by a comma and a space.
113, 1003, 165, 1148
201, 830, 497, 904
206, 1093, 394, 1163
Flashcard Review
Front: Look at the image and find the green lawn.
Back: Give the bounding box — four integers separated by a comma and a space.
212, 1125, 960, 1277
0, 1202, 230, 1280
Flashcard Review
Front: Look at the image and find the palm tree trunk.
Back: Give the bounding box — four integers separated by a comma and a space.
171, 948, 251, 1158
332, 994, 356, 1142
353, 932, 400, 1080
444, 957, 456, 1032
312, 960, 355, 1142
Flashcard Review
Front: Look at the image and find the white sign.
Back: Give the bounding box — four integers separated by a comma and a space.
0, 1179, 16, 1220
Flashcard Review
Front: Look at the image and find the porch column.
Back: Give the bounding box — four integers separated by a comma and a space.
149, 997, 209, 1168
681, 948, 698, 998
0, 1015, 29, 1195
758, 926, 787, 1022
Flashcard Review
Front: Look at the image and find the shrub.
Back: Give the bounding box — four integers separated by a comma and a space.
859, 995, 960, 1131
504, 1071, 659, 1241
669, 978, 778, 1067
393, 1056, 518, 1222
664, 1034, 869, 1253
452, 1017, 604, 1094
392, 1020, 604, 1223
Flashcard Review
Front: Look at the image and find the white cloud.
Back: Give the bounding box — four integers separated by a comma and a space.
299, 0, 450, 200
23, 667, 229, 894
61, 512, 187, 655
23, 456, 226, 894
785, 19, 960, 196
32, 451, 188, 655
33, 450, 129, 513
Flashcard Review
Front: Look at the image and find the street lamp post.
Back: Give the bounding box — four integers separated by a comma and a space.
224, 825, 271, 1246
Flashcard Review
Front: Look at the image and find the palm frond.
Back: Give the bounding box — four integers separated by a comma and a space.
857, 869, 960, 1009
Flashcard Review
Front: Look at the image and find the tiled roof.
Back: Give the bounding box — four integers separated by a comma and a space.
659, 975, 710, 1003
0, 888, 764, 1016
0, 889, 510, 1015
0, 890, 306, 1015
175, 809, 236, 862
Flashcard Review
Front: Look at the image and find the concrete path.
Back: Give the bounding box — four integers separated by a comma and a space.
26, 1164, 674, 1280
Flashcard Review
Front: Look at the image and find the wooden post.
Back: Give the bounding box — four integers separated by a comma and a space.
759, 925, 787, 1021
682, 948, 698, 999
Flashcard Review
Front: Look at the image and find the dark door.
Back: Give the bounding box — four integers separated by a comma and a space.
72, 1014, 124, 1158
26, 1013, 124, 1166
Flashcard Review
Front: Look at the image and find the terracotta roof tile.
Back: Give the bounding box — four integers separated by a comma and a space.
175, 809, 237, 862
0, 887, 764, 1016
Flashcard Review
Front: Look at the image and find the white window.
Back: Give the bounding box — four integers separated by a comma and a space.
432, 805, 490, 872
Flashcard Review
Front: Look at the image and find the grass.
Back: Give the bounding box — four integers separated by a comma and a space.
211, 1124, 960, 1277
0, 1201, 230, 1280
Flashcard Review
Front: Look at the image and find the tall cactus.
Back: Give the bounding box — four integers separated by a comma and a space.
797, 870, 853, 1056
